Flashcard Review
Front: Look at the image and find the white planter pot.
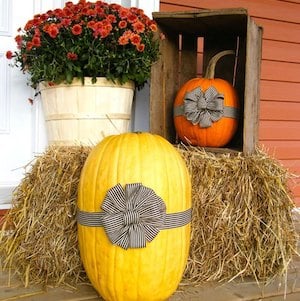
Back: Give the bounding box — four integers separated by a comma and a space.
39, 77, 135, 146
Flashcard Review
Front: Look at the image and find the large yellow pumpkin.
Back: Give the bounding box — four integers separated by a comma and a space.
174, 50, 239, 147
77, 132, 191, 301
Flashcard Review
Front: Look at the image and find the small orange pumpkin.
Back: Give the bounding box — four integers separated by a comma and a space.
174, 50, 239, 147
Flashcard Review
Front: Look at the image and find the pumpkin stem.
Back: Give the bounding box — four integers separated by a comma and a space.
204, 50, 235, 79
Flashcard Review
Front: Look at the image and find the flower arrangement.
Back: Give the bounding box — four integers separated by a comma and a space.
6, 0, 160, 89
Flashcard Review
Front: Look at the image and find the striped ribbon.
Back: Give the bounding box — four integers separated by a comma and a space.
77, 183, 192, 250
173, 86, 239, 128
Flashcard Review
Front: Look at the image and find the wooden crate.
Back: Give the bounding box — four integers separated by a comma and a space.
150, 8, 263, 153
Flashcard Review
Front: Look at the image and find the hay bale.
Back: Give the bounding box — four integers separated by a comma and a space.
0, 146, 91, 287
0, 144, 298, 288
179, 146, 298, 284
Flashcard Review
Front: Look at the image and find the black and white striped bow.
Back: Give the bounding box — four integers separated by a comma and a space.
77, 183, 192, 250
101, 183, 166, 249
184, 86, 224, 128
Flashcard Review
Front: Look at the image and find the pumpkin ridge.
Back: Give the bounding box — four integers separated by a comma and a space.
78, 138, 112, 294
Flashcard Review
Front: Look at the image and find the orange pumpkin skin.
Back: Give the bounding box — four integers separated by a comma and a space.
174, 77, 239, 147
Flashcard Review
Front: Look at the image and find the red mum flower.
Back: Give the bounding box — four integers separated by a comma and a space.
110, 3, 121, 10
63, 7, 73, 17
93, 20, 112, 38
149, 23, 158, 32
81, 7, 89, 15
99, 28, 110, 38
130, 33, 141, 45
47, 23, 59, 38
132, 21, 145, 33
67, 52, 78, 60
15, 35, 23, 47
137, 8, 144, 15
6, 51, 13, 59
61, 18, 72, 27
107, 14, 117, 23
87, 20, 96, 30
65, 1, 74, 8
118, 35, 129, 45
87, 9, 96, 16
24, 20, 33, 31
26, 41, 33, 51
32, 17, 41, 27
136, 43, 145, 52
43, 24, 50, 32
129, 7, 139, 14
95, 7, 104, 16
123, 30, 132, 38
34, 28, 41, 36
53, 8, 64, 18
127, 13, 138, 23
119, 7, 129, 19
40, 13, 49, 21
32, 36, 41, 47
118, 20, 127, 29
101, 19, 110, 27
71, 24, 82, 35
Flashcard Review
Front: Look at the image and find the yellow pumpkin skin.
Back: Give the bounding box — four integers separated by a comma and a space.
174, 77, 239, 147
78, 133, 191, 301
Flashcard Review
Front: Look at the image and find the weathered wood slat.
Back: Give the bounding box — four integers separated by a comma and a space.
0, 268, 101, 301
153, 8, 248, 35
16, 285, 101, 301
149, 28, 179, 142
179, 34, 198, 86
243, 16, 263, 154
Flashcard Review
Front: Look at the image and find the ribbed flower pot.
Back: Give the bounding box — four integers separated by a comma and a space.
39, 77, 135, 146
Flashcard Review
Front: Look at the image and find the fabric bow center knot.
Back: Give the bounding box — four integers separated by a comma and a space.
123, 210, 140, 225
184, 86, 225, 128
101, 183, 166, 250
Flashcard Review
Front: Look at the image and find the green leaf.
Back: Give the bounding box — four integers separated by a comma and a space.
66, 70, 73, 84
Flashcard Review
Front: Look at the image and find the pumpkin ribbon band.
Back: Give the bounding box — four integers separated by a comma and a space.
173, 86, 239, 128
77, 183, 192, 250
